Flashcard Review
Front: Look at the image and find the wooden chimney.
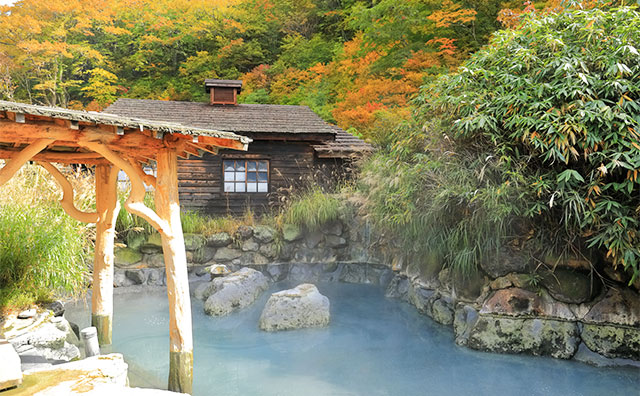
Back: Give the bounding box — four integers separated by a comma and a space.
205, 79, 242, 105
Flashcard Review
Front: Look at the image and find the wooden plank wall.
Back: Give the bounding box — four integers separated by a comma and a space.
177, 141, 316, 215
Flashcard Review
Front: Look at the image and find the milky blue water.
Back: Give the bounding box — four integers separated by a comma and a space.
66, 282, 640, 396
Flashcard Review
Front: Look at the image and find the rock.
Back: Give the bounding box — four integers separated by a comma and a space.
489, 276, 513, 290
431, 299, 454, 325
259, 284, 330, 331
143, 253, 165, 268
282, 224, 302, 242
18, 353, 128, 395
125, 270, 146, 285
480, 288, 575, 320
242, 238, 260, 252
266, 264, 287, 282
207, 232, 232, 247
467, 316, 579, 359
45, 301, 65, 317
452, 270, 486, 301
406, 252, 442, 283
113, 270, 133, 287
584, 288, 640, 327
325, 235, 347, 248
602, 265, 631, 285
540, 269, 602, 304
213, 247, 243, 262
385, 275, 409, 300
479, 248, 532, 278
408, 282, 436, 315
183, 233, 206, 251
305, 230, 323, 249
125, 231, 147, 250
325, 221, 343, 236
146, 269, 164, 286
209, 264, 231, 277
543, 252, 592, 271
253, 225, 276, 243
259, 243, 277, 259
139, 243, 162, 254
114, 247, 143, 268
235, 225, 253, 240
580, 324, 640, 360
203, 268, 269, 316
453, 305, 479, 346
18, 309, 37, 319
193, 247, 215, 264
0, 340, 22, 391
339, 263, 367, 283
573, 341, 640, 368
9, 316, 80, 362
146, 233, 163, 247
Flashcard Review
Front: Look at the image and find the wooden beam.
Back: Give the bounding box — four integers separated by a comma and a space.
0, 149, 107, 164
91, 164, 120, 346
0, 138, 54, 186
197, 135, 247, 151
37, 162, 100, 223
155, 148, 193, 394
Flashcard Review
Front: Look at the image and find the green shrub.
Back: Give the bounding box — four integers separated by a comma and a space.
0, 204, 87, 309
281, 188, 344, 230
362, 6, 640, 282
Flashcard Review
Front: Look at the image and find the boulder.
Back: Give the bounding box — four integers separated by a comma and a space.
183, 233, 206, 251
385, 275, 409, 301
125, 231, 147, 250
207, 232, 232, 247
583, 288, 640, 327
580, 324, 640, 360
453, 305, 479, 346
9, 315, 80, 363
209, 264, 231, 277
305, 230, 323, 249
479, 248, 532, 278
235, 225, 253, 240
325, 221, 343, 236
467, 316, 579, 359
146, 233, 163, 247
143, 253, 165, 268
125, 270, 146, 285
282, 224, 302, 242
139, 243, 162, 254
540, 269, 602, 304
259, 284, 330, 331
480, 287, 575, 320
45, 301, 65, 317
253, 225, 276, 243
114, 248, 143, 268
18, 309, 37, 319
203, 268, 269, 316
213, 247, 243, 262
242, 239, 260, 252
325, 235, 347, 248
431, 299, 454, 325
259, 243, 278, 259
0, 340, 22, 391
193, 247, 215, 264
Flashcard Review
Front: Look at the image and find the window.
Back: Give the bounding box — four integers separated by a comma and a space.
224, 159, 269, 193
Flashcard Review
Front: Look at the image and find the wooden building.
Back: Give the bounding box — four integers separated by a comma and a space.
104, 79, 371, 215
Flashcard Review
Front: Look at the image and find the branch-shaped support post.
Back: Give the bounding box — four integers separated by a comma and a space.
0, 139, 54, 186
37, 162, 99, 223
91, 164, 120, 345
156, 148, 193, 394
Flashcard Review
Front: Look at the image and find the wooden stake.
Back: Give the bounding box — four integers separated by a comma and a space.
155, 148, 193, 394
91, 164, 120, 345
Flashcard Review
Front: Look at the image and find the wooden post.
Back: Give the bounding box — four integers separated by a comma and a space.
91, 164, 120, 345
155, 148, 193, 394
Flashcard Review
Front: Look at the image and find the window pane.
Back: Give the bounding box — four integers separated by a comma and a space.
224, 182, 235, 192
224, 172, 235, 181
247, 161, 257, 171
247, 172, 257, 182
236, 162, 245, 172
235, 171, 245, 182
247, 183, 257, 192
224, 161, 234, 172
258, 172, 268, 182
235, 183, 246, 192
258, 161, 268, 171
258, 183, 268, 192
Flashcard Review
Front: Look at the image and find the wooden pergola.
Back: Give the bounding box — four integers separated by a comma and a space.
0, 100, 252, 394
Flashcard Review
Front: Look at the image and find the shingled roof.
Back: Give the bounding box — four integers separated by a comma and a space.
105, 99, 337, 136
313, 126, 373, 158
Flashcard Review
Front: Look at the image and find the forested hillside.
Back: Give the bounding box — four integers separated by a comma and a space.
0, 0, 554, 140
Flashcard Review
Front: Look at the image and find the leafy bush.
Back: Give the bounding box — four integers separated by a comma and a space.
362, 6, 640, 282
0, 164, 91, 310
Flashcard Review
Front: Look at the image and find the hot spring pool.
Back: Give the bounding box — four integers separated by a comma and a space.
66, 282, 639, 395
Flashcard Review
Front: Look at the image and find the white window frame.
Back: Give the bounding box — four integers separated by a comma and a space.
223, 159, 269, 193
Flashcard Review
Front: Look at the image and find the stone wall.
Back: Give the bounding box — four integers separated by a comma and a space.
111, 215, 640, 367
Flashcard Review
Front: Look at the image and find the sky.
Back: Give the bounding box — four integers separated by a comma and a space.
0, 0, 16, 5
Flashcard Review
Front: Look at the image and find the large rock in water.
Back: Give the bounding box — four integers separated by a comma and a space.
259, 284, 330, 331
202, 268, 268, 316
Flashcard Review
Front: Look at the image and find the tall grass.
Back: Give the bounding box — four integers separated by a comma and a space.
0, 163, 93, 311
280, 188, 344, 230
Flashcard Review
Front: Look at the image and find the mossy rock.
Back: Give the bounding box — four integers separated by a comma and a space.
114, 247, 143, 268
207, 232, 231, 247
581, 324, 640, 360
282, 224, 302, 242
125, 231, 147, 250
541, 269, 601, 304
146, 232, 163, 247
406, 252, 442, 282
453, 270, 486, 300
183, 233, 206, 251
